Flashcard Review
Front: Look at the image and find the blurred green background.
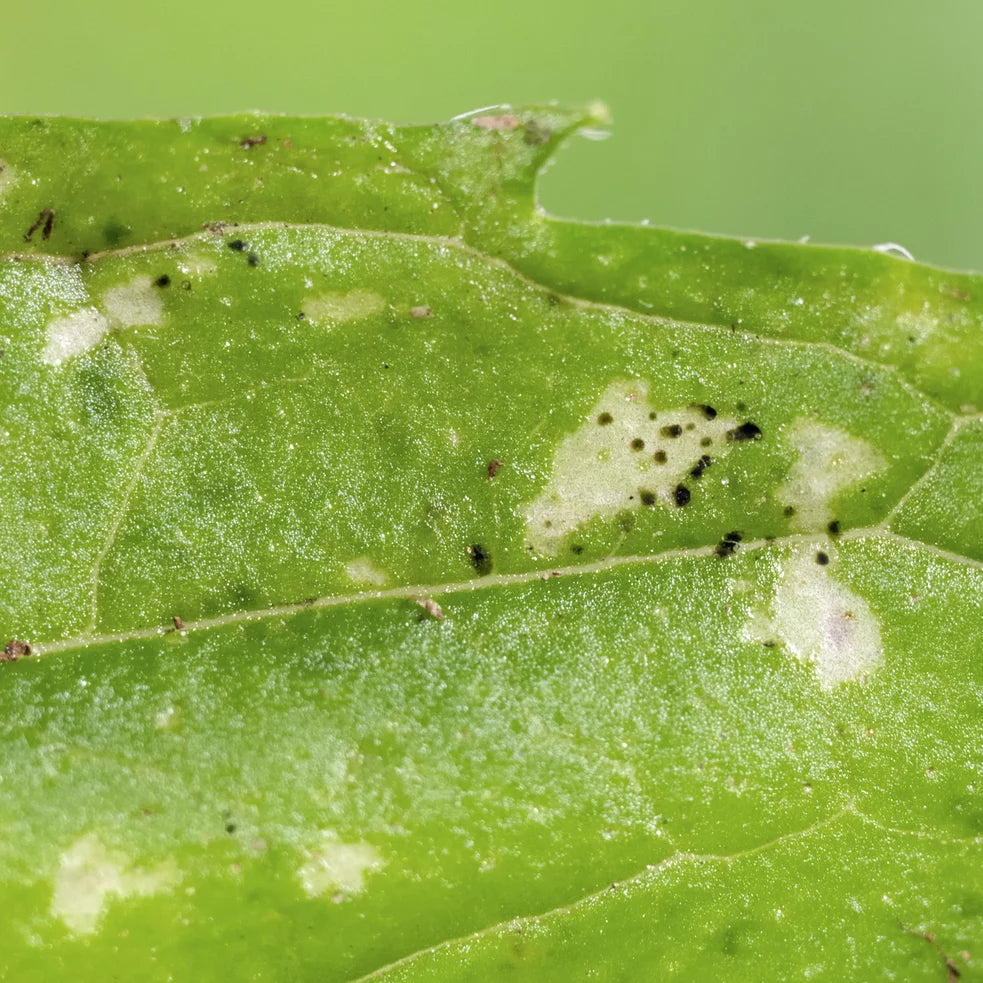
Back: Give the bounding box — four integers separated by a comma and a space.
2, 0, 981, 270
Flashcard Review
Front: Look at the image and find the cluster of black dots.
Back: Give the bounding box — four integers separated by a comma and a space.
596, 403, 763, 510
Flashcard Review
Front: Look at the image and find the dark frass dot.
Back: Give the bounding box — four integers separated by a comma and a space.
228, 239, 246, 252
154, 274, 171, 288
815, 551, 830, 565
653, 450, 668, 464
225, 822, 237, 834
640, 489, 657, 507
247, 252, 260, 267
570, 544, 585, 555
467, 544, 493, 576
700, 436, 713, 448
661, 424, 683, 438
727, 421, 762, 442
630, 437, 645, 451
715, 540, 738, 558
597, 412, 614, 426
648, 411, 657, 421
697, 404, 717, 420
674, 484, 691, 507
783, 505, 796, 518
689, 454, 712, 479
827, 519, 841, 536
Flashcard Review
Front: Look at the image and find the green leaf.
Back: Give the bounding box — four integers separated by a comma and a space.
1, 107, 981, 980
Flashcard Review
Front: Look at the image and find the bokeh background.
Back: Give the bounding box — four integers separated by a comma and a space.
3, 0, 981, 270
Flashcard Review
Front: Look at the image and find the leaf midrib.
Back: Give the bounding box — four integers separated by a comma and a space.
28, 526, 983, 658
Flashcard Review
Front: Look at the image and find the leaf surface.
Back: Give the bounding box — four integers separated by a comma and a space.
1, 107, 981, 981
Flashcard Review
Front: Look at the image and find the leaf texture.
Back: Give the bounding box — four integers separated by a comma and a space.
0, 107, 981, 981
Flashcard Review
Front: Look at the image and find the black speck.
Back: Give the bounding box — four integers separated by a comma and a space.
763, 640, 776, 648
661, 424, 683, 438
815, 551, 830, 565
228, 239, 246, 251
225, 822, 237, 834
827, 519, 841, 536
715, 539, 738, 558
571, 544, 584, 555
727, 421, 762, 442
467, 543, 492, 576
674, 484, 691, 507
700, 436, 713, 447
597, 412, 614, 426
630, 437, 645, 451
640, 489, 656, 507
697, 404, 717, 419
689, 454, 712, 479
154, 274, 171, 288
783, 505, 796, 517
648, 411, 657, 420
723, 530, 742, 543
653, 450, 668, 464
247, 252, 260, 267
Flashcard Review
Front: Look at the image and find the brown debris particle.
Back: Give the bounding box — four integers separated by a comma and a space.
24, 208, 55, 242
410, 305, 432, 318
413, 597, 445, 620
471, 114, 521, 132
487, 459, 504, 481
172, 616, 186, 630
899, 922, 962, 981
240, 134, 267, 149
2, 639, 31, 661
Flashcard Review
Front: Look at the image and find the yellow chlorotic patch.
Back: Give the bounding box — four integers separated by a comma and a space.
50, 834, 180, 935
523, 381, 741, 554
344, 557, 389, 586
101, 275, 165, 329
751, 545, 883, 688
0, 160, 18, 202
302, 289, 386, 325
297, 830, 384, 901
43, 275, 165, 366
776, 419, 887, 530
42, 308, 110, 366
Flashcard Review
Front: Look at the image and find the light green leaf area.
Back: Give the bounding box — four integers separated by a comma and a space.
0, 108, 981, 980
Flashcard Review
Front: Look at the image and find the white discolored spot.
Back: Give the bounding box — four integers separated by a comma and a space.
344, 557, 389, 587
302, 289, 386, 325
752, 545, 883, 688
0, 160, 18, 202
50, 834, 180, 935
176, 252, 219, 278
776, 419, 887, 529
42, 308, 109, 365
101, 275, 165, 329
523, 381, 741, 554
298, 830, 384, 901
